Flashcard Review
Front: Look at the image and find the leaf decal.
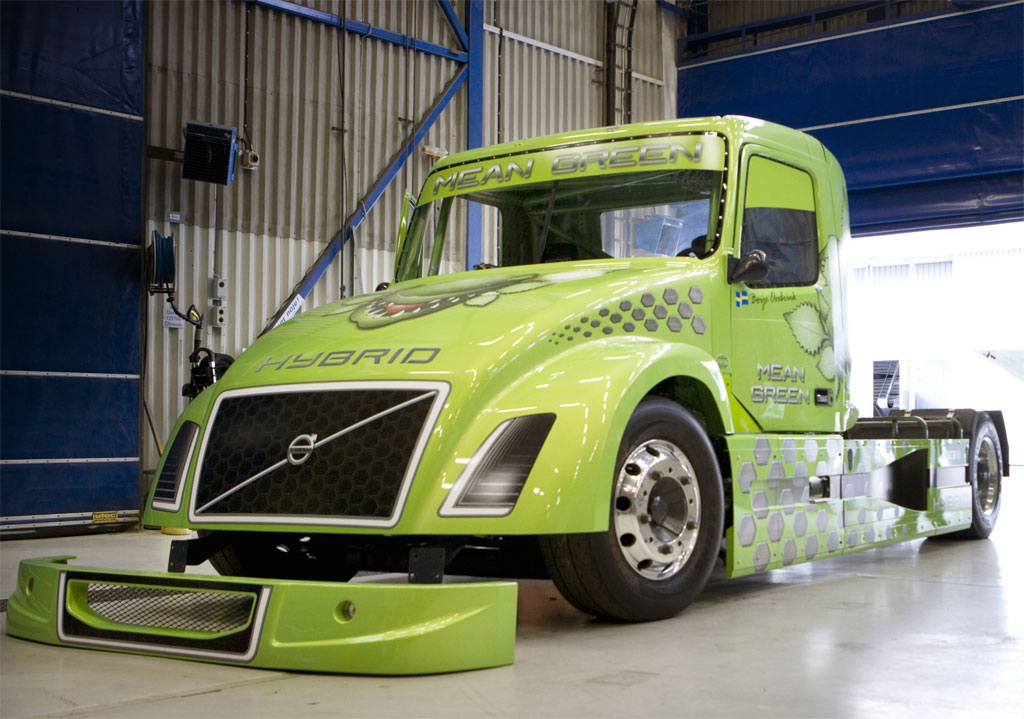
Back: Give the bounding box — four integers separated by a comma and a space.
818, 281, 832, 323
816, 255, 832, 322
784, 303, 828, 355
819, 293, 832, 327
816, 343, 836, 382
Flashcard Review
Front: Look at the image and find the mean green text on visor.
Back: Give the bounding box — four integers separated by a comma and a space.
397, 134, 726, 281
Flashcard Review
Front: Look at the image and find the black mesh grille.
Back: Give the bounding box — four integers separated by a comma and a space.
194, 387, 436, 519
85, 583, 253, 633
152, 421, 199, 508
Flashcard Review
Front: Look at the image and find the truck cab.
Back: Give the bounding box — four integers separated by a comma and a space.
394, 116, 855, 436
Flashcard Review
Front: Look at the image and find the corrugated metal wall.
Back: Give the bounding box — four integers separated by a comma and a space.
484, 0, 664, 145
142, 0, 670, 469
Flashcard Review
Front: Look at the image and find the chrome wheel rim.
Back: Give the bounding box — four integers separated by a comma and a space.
976, 436, 1000, 515
613, 439, 700, 581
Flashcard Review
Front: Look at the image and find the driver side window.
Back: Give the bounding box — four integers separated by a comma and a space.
741, 156, 818, 287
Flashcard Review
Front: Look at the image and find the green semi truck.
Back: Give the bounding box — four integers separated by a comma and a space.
7, 116, 1009, 674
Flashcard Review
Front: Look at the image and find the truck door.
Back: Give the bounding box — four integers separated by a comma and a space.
728, 149, 840, 433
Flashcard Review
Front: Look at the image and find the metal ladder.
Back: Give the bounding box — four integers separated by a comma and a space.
872, 359, 900, 417
604, 0, 639, 126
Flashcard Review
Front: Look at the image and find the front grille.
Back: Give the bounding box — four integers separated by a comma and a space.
191, 383, 444, 524
85, 583, 253, 633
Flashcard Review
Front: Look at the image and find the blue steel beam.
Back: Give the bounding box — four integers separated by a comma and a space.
252, 0, 468, 64
464, 0, 484, 270
656, 0, 693, 20
676, 2, 977, 67
264, 67, 469, 332
677, 0, 899, 59
436, 0, 469, 52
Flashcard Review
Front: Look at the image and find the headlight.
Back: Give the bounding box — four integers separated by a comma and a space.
439, 414, 556, 517
150, 421, 200, 512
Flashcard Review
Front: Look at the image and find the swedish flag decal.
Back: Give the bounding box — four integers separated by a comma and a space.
735, 290, 749, 307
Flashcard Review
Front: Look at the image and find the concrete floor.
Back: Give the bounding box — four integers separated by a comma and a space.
2, 473, 1022, 719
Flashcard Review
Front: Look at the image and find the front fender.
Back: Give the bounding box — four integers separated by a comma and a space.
395, 337, 730, 535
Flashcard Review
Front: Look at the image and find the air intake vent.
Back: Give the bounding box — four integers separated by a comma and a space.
182, 122, 237, 185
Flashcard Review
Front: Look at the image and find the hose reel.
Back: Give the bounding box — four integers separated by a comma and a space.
145, 229, 233, 399
147, 230, 176, 293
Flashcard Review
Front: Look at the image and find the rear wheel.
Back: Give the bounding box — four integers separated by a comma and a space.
951, 413, 1003, 539
540, 398, 724, 621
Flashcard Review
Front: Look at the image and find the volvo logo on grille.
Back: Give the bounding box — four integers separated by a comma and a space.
286, 433, 318, 466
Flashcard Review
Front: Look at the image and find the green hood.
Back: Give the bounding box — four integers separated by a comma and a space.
223, 259, 716, 395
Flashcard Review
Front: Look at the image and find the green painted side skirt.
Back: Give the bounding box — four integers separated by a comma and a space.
6, 557, 517, 675
724, 435, 972, 578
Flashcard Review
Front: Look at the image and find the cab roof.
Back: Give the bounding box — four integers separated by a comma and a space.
428, 116, 825, 173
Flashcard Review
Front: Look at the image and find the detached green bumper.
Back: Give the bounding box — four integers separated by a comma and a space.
6, 557, 517, 674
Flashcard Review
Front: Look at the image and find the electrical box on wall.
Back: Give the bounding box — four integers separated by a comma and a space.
210, 276, 227, 328
182, 122, 237, 185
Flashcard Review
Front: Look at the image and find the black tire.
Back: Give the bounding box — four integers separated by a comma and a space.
950, 413, 1003, 539
540, 398, 724, 621
206, 531, 358, 581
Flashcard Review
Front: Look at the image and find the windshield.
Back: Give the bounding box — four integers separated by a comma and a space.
397, 168, 723, 281
395, 133, 726, 282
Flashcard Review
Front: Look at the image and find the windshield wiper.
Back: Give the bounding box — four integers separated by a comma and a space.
536, 181, 559, 260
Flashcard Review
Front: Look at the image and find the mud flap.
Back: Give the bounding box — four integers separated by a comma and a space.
6, 557, 517, 675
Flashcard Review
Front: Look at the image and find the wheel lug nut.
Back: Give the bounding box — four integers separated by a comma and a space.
658, 544, 673, 555
638, 514, 650, 524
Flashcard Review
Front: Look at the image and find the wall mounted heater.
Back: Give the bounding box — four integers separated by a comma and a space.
182, 122, 237, 185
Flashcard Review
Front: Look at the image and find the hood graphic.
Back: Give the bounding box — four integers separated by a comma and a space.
328, 268, 615, 329
223, 260, 713, 386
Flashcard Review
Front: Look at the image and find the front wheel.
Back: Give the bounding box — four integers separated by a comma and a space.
540, 398, 724, 621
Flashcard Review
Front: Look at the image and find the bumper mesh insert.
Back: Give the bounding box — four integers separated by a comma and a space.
84, 583, 253, 634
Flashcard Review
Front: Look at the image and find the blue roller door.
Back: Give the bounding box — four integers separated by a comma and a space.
1, 1, 143, 535
677, 1, 1024, 234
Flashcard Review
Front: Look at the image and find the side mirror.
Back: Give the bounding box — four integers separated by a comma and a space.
729, 249, 768, 284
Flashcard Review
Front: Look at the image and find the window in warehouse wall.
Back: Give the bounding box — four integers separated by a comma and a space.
872, 360, 900, 418
847, 222, 1024, 444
